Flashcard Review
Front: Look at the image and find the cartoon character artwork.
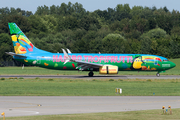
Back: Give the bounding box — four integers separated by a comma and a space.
11, 35, 34, 54
142, 56, 161, 66
12, 35, 27, 54
130, 56, 162, 71
132, 57, 143, 69
44, 63, 49, 66
18, 35, 33, 52
130, 56, 143, 70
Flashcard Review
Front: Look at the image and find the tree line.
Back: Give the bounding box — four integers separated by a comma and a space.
0, 2, 180, 63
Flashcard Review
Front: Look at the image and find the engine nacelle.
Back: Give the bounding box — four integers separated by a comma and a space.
99, 66, 118, 74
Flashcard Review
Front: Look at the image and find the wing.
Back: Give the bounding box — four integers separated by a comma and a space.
62, 49, 103, 70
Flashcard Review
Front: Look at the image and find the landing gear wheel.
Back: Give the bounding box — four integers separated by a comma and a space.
156, 73, 160, 77
88, 71, 94, 77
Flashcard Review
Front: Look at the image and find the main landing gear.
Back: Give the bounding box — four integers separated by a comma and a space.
88, 71, 94, 77
156, 73, 160, 77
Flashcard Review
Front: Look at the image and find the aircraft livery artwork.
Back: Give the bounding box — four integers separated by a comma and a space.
6, 23, 176, 77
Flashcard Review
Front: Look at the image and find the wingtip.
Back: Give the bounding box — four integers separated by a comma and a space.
62, 48, 71, 64
66, 48, 72, 53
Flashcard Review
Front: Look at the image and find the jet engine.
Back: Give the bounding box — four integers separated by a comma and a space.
99, 66, 118, 74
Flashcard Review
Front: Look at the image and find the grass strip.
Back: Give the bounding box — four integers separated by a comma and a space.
7, 108, 180, 120
0, 78, 180, 96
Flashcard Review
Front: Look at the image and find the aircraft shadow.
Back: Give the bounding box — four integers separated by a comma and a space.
77, 75, 128, 78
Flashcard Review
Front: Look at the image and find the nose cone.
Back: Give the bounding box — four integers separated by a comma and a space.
170, 62, 176, 68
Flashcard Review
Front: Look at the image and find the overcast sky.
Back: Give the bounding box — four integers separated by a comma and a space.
1, 0, 179, 13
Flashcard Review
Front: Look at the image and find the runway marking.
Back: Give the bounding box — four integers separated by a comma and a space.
8, 110, 40, 114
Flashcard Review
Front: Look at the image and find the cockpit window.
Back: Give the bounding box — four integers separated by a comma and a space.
163, 59, 169, 61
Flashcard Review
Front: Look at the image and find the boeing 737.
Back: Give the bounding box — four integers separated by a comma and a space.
6, 23, 176, 77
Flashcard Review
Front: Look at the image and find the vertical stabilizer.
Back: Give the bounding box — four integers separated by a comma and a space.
8, 23, 47, 54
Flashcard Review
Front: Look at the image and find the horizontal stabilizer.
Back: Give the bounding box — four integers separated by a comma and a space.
5, 52, 27, 58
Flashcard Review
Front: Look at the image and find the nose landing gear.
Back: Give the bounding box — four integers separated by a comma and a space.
156, 73, 160, 77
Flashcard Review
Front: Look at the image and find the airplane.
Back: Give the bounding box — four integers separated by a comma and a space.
6, 23, 176, 77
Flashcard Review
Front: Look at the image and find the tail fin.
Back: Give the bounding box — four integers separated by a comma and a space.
8, 23, 39, 54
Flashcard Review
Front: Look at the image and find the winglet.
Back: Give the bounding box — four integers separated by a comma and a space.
62, 49, 71, 64
67, 48, 72, 54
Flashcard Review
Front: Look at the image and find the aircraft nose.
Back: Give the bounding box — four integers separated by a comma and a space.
170, 62, 176, 68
